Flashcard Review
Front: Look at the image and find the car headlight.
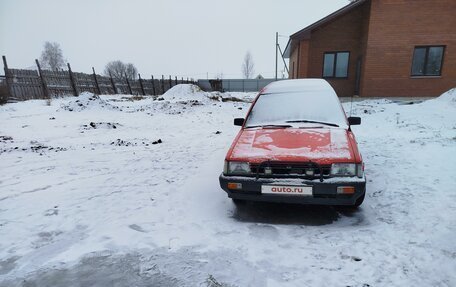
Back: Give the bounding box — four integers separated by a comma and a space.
331, 163, 357, 176
357, 163, 364, 178
225, 161, 251, 175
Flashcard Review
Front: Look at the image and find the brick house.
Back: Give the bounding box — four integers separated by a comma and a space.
284, 0, 456, 97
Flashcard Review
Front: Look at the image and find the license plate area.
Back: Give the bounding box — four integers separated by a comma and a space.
261, 185, 312, 196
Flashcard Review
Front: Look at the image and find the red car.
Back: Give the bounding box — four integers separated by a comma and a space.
219, 79, 366, 207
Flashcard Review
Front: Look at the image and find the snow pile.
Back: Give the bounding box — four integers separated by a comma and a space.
59, 92, 116, 112
102, 94, 155, 106
162, 84, 256, 104
407, 88, 456, 128
1, 88, 455, 286
431, 87, 456, 106
161, 84, 206, 103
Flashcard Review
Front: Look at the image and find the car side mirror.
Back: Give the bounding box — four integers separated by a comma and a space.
234, 118, 244, 126
348, 117, 361, 125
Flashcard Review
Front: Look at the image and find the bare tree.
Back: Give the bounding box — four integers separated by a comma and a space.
242, 51, 255, 79
39, 41, 65, 71
125, 63, 138, 80
104, 60, 137, 81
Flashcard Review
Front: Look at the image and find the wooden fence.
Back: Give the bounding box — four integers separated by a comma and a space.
1, 55, 196, 103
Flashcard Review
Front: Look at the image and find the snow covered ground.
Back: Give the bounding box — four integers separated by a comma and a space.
0, 85, 455, 286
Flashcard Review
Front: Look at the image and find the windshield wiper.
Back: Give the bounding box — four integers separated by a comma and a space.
244, 124, 292, 129
285, 120, 339, 127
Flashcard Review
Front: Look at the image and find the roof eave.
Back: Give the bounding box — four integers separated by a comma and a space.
290, 0, 368, 41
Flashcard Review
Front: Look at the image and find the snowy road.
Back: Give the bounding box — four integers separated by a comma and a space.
0, 85, 455, 286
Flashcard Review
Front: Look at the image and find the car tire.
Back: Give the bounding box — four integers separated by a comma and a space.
232, 198, 247, 205
353, 193, 365, 208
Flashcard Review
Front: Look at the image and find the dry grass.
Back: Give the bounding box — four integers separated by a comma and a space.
129, 95, 146, 101
221, 96, 248, 103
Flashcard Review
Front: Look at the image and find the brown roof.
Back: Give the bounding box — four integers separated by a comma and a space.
284, 0, 368, 57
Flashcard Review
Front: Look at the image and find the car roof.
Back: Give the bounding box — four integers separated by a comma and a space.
262, 79, 337, 96
256, 79, 347, 127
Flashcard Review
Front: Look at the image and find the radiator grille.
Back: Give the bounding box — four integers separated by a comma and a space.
250, 162, 331, 179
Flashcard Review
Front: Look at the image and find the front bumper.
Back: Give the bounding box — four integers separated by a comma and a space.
219, 174, 366, 205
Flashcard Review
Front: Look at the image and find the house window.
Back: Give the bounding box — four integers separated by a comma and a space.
411, 46, 445, 76
323, 52, 349, 78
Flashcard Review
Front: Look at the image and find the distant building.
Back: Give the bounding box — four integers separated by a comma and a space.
255, 74, 264, 79
284, 0, 456, 97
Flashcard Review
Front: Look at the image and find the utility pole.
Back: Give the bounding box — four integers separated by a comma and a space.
275, 32, 278, 81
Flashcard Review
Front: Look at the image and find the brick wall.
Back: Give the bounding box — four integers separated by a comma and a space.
290, 46, 298, 79
297, 41, 310, 78
308, 2, 370, 97
289, 2, 370, 96
362, 0, 456, 97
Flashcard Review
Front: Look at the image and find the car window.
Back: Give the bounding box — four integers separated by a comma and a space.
245, 92, 347, 128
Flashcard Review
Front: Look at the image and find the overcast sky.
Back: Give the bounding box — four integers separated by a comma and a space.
0, 0, 349, 79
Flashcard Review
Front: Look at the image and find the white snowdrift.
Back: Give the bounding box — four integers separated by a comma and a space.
161, 84, 204, 102
0, 88, 455, 286
162, 84, 257, 103
427, 87, 456, 105
59, 92, 114, 112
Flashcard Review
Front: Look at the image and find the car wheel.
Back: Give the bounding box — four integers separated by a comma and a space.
232, 198, 247, 205
353, 193, 365, 208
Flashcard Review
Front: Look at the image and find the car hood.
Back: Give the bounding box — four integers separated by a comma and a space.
228, 128, 357, 164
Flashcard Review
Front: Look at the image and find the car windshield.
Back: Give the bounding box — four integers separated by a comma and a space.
244, 92, 348, 128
